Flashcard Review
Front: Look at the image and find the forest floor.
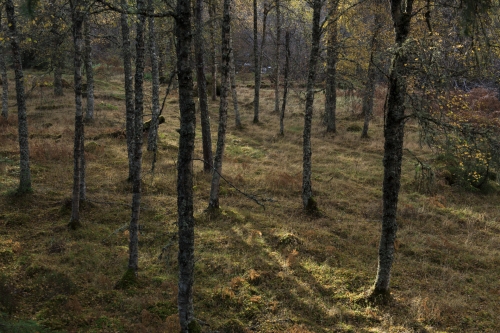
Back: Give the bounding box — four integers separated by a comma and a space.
0, 68, 499, 333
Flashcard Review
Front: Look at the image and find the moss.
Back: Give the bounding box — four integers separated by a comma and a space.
187, 319, 202, 333
114, 268, 137, 290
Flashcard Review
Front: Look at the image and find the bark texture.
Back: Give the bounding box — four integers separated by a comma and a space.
302, 0, 322, 211
84, 18, 94, 121
273, 0, 280, 114
121, 0, 135, 181
325, 0, 338, 133
68, 3, 85, 229
279, 30, 290, 136
208, 0, 231, 210
372, 0, 414, 298
175, 0, 197, 329
229, 31, 241, 128
194, 0, 213, 172
128, 0, 146, 275
253, 1, 269, 123
209, 0, 217, 102
0, 12, 8, 119
6, 0, 32, 194
361, 4, 383, 139
147, 0, 161, 152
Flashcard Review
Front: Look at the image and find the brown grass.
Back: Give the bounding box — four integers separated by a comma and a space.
0, 72, 499, 332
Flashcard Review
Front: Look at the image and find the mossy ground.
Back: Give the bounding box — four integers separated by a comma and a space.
0, 70, 499, 332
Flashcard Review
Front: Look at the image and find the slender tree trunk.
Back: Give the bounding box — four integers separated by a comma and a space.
302, 0, 322, 212
194, 0, 213, 172
208, 0, 231, 210
84, 18, 94, 121
372, 0, 414, 299
325, 0, 338, 133
128, 0, 146, 276
0, 12, 8, 119
54, 54, 64, 97
253, 2, 269, 123
273, 0, 280, 114
121, 0, 135, 181
209, 0, 217, 101
279, 30, 290, 136
361, 9, 382, 139
229, 30, 241, 128
6, 0, 31, 194
175, 0, 197, 329
147, 0, 161, 152
68, 4, 84, 229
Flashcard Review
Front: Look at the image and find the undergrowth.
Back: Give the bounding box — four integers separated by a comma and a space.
0, 73, 498, 332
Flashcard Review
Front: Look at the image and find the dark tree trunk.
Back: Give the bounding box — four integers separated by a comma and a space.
54, 55, 64, 97
84, 18, 94, 121
253, 1, 269, 123
128, 0, 146, 276
121, 0, 135, 181
279, 30, 290, 136
229, 31, 241, 128
68, 3, 85, 229
273, 0, 280, 114
361, 6, 382, 139
6, 0, 31, 194
372, 0, 414, 299
209, 0, 217, 102
302, 0, 322, 212
0, 12, 8, 119
194, 0, 213, 172
175, 0, 197, 329
147, 0, 161, 152
325, 0, 338, 133
208, 0, 231, 210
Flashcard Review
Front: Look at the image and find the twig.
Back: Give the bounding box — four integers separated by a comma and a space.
193, 158, 274, 210
102, 222, 129, 243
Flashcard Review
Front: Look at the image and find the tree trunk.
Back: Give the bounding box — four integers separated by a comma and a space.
0, 12, 8, 119
54, 55, 64, 97
208, 0, 231, 210
194, 0, 213, 172
147, 0, 161, 152
209, 0, 218, 102
175, 0, 197, 329
273, 0, 280, 114
253, 1, 269, 123
361, 6, 382, 139
121, 0, 135, 181
279, 30, 290, 136
84, 18, 94, 121
229, 30, 241, 129
325, 0, 338, 133
68, 3, 84, 229
6, 0, 31, 194
128, 0, 146, 276
302, 0, 322, 212
372, 0, 414, 299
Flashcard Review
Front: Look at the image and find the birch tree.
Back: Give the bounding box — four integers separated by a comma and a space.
68, 0, 85, 229
253, 0, 270, 123
324, 0, 338, 133
175, 0, 198, 329
147, 0, 160, 152
302, 0, 323, 212
194, 0, 213, 172
208, 0, 231, 210
84, 17, 94, 121
371, 0, 414, 299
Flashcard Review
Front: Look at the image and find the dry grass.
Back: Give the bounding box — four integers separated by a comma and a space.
0, 71, 499, 333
